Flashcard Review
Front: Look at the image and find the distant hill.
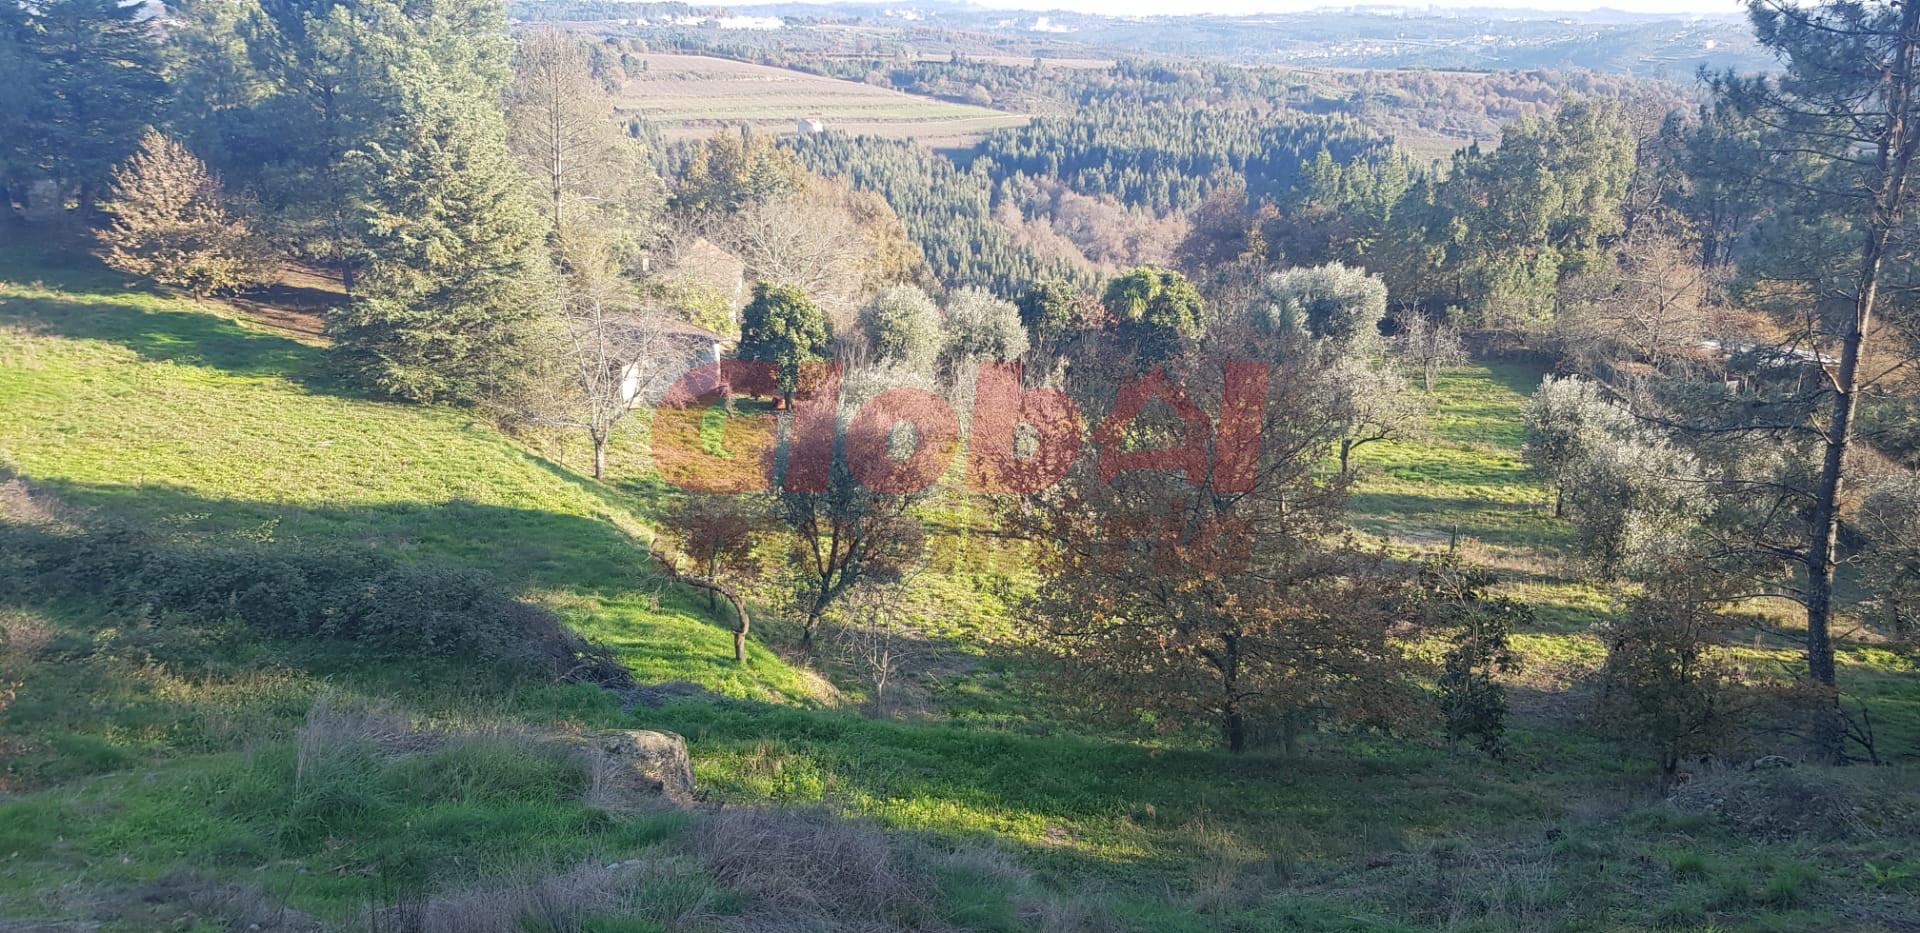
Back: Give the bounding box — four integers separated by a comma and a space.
540, 0, 1773, 78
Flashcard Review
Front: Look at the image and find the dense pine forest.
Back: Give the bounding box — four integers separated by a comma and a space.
3, 1, 1920, 931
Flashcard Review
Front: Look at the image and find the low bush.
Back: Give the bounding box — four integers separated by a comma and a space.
1666, 765, 1919, 843
694, 805, 936, 926
0, 517, 632, 688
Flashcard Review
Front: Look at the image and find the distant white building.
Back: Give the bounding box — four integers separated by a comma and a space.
618, 317, 728, 406
797, 117, 826, 135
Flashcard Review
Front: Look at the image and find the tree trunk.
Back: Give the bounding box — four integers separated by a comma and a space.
1338, 438, 1353, 477
591, 430, 607, 480
801, 596, 826, 648
649, 548, 751, 665
1804, 256, 1873, 762
1801, 0, 1920, 763
731, 598, 750, 664
1220, 633, 1246, 753
1224, 708, 1247, 754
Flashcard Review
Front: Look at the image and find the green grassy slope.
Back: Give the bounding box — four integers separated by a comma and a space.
2, 244, 1917, 932
0, 249, 818, 708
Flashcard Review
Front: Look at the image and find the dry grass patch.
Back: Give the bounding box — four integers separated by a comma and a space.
695, 805, 935, 926
1667, 765, 1920, 843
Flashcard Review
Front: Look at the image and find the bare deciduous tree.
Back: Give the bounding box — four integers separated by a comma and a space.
507, 28, 660, 250
1555, 226, 1715, 371
832, 580, 925, 715
1390, 311, 1468, 393
522, 242, 681, 480
711, 186, 868, 327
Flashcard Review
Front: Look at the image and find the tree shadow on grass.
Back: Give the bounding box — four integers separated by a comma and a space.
0, 478, 1640, 892
23, 474, 656, 599
0, 244, 345, 395
1349, 491, 1571, 551
4, 471, 830, 702
640, 692, 1593, 883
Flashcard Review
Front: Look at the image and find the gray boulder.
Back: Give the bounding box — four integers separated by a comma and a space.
576, 729, 697, 805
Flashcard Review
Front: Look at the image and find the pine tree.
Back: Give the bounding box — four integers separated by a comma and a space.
0, 0, 162, 213
329, 93, 547, 403
161, 0, 274, 170
1682, 0, 1920, 762
0, 3, 42, 211
95, 130, 272, 297
284, 0, 548, 404
228, 0, 518, 288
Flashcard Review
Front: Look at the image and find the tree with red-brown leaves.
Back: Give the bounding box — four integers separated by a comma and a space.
657, 494, 770, 663
1015, 315, 1423, 753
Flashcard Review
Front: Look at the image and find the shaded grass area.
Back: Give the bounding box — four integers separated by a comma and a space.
2, 245, 1918, 932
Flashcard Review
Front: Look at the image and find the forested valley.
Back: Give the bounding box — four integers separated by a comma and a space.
2, 1, 1920, 931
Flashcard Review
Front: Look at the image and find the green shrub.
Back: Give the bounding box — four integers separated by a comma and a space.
1652, 895, 1709, 929
1762, 861, 1819, 909
1667, 849, 1711, 881
0, 520, 631, 686
44, 732, 137, 777
281, 740, 391, 848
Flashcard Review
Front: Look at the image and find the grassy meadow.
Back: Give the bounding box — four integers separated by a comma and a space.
1, 243, 1918, 931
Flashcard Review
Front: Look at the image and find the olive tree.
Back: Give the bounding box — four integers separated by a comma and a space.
858, 284, 943, 374
1562, 433, 1709, 578
939, 287, 1028, 374
1523, 375, 1634, 516
1257, 262, 1388, 353
1392, 310, 1468, 393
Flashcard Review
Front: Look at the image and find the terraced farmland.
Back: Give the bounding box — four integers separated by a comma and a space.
616, 53, 1029, 144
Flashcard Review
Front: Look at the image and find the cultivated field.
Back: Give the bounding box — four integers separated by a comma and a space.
616, 53, 1030, 143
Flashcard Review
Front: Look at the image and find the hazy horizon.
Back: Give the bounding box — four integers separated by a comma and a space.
743, 0, 1750, 16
